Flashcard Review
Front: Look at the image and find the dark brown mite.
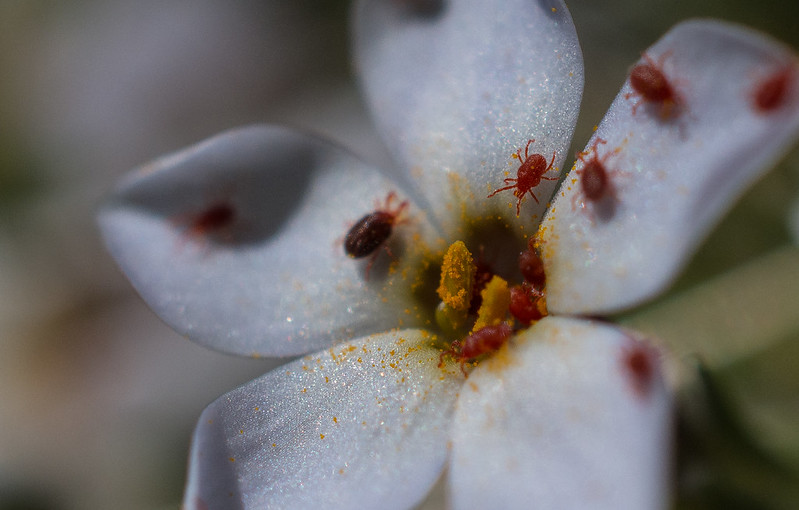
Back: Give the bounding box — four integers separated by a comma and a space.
345, 211, 396, 258
344, 191, 409, 277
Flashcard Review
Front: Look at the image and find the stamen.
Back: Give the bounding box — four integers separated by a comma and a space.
435, 241, 476, 333
437, 241, 476, 311
472, 275, 511, 332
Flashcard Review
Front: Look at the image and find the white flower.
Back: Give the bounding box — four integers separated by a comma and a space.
98, 1, 799, 508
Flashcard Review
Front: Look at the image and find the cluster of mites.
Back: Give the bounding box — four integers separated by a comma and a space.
171, 53, 793, 368
435, 239, 547, 374
346, 202, 547, 374
485, 53, 796, 217
345, 52, 794, 253
179, 53, 793, 246
340, 54, 795, 371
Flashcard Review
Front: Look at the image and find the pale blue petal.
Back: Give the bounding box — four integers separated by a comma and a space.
183, 330, 463, 510
449, 317, 673, 510
354, 0, 584, 233
98, 125, 440, 357
542, 20, 799, 314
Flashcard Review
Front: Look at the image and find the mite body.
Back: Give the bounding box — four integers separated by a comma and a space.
752, 65, 795, 113
572, 138, 626, 222
625, 52, 682, 118
621, 341, 659, 400
577, 138, 611, 202
189, 202, 236, 235
439, 323, 513, 375
510, 239, 547, 324
518, 238, 545, 289
488, 139, 558, 216
344, 192, 408, 277
345, 211, 396, 258
173, 200, 237, 249
509, 284, 545, 325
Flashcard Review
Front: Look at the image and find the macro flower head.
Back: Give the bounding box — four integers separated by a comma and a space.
98, 1, 799, 508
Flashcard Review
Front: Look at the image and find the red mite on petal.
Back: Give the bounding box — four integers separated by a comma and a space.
439, 323, 513, 376
512, 239, 548, 324
625, 52, 682, 118
571, 138, 629, 222
751, 64, 795, 113
621, 340, 660, 400
191, 202, 236, 232
487, 139, 558, 216
173, 200, 237, 248
577, 138, 611, 202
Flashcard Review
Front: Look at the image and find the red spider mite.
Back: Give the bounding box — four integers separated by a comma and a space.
576, 138, 611, 202
174, 200, 237, 246
509, 284, 545, 325
344, 191, 409, 276
752, 64, 795, 113
487, 139, 558, 216
621, 340, 659, 399
518, 238, 545, 289
439, 323, 513, 376
625, 52, 682, 118
572, 138, 628, 220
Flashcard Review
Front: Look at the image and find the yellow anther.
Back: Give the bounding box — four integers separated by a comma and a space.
472, 275, 511, 332
437, 241, 476, 312
435, 301, 467, 337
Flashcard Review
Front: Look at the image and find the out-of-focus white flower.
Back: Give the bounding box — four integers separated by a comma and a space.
99, 1, 799, 508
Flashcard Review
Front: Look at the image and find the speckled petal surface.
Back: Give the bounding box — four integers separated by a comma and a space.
541, 20, 799, 314
183, 330, 463, 510
449, 317, 672, 510
354, 0, 583, 233
98, 125, 441, 357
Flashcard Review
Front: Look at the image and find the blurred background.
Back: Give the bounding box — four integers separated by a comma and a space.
0, 1, 797, 509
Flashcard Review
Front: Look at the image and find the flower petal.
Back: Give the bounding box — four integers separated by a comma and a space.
354, 0, 584, 232
542, 20, 799, 314
98, 125, 441, 357
449, 317, 673, 510
183, 329, 463, 510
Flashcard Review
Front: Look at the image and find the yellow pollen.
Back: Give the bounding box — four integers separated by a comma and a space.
472, 275, 511, 332
437, 241, 475, 311
435, 241, 477, 333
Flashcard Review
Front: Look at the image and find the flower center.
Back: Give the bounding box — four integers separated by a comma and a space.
434, 239, 548, 372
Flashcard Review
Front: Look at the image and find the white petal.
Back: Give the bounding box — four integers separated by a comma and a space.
542, 20, 799, 314
183, 329, 463, 510
98, 125, 440, 357
449, 316, 673, 510
354, 0, 584, 232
